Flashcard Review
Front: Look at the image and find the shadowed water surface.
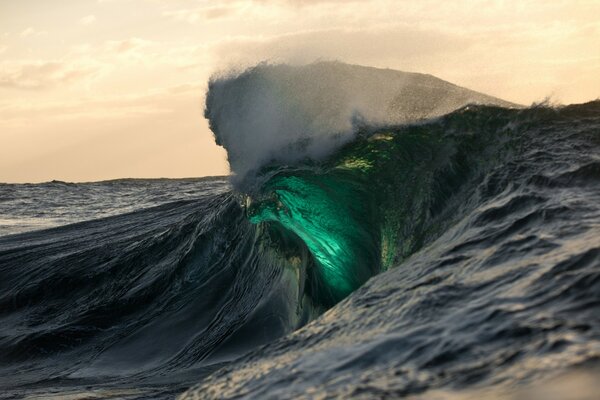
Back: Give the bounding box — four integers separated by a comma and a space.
1, 102, 599, 399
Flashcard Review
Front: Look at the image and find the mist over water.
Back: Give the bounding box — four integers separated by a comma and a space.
205, 62, 516, 181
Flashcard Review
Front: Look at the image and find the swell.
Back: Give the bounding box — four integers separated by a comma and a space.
1, 101, 599, 398
0, 192, 317, 389
183, 101, 600, 399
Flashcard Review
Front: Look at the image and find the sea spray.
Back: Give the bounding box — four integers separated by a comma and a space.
205, 62, 517, 181
205, 62, 520, 305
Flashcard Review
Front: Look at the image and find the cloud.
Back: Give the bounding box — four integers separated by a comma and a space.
20, 27, 35, 37
20, 27, 47, 38
265, 0, 364, 5
0, 37, 155, 92
66, 37, 209, 71
0, 82, 204, 123
0, 61, 101, 90
159, 0, 352, 24
78, 15, 97, 26
211, 25, 470, 66
103, 37, 153, 54
162, 5, 239, 23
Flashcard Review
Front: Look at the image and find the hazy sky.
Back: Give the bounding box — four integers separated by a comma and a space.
1, 0, 599, 182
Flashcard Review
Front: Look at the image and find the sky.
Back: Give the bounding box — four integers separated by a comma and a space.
1, 0, 599, 183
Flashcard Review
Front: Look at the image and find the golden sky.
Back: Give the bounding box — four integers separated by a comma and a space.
1, 0, 599, 183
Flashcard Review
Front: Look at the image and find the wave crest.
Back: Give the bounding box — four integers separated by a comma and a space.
204, 62, 517, 181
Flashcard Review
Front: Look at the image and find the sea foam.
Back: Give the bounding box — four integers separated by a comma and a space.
204, 61, 515, 181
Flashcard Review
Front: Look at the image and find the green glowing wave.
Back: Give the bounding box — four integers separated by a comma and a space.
246, 105, 518, 305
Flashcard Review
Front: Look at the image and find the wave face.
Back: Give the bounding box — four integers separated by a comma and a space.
184, 100, 600, 398
0, 184, 326, 398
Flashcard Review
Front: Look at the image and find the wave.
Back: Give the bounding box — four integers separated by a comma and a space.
240, 100, 600, 306
205, 62, 517, 181
183, 100, 600, 398
1, 199, 332, 400
1, 61, 599, 398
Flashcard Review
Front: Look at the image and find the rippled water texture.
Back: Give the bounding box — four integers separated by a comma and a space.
1, 102, 599, 399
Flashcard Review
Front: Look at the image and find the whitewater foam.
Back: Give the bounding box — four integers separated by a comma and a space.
204, 62, 517, 181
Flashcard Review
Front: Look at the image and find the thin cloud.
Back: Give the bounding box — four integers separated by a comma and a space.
162, 5, 238, 23
20, 27, 47, 38
0, 61, 100, 90
103, 37, 153, 54
78, 15, 97, 26
211, 25, 471, 65
0, 82, 204, 123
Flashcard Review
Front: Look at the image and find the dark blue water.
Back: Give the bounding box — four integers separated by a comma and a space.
1, 101, 600, 399
0, 178, 228, 237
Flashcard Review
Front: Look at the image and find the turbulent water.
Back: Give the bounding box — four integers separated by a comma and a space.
205, 62, 515, 181
1, 63, 600, 399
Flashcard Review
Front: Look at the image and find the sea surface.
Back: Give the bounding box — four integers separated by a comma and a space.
1, 100, 599, 399
0, 178, 228, 237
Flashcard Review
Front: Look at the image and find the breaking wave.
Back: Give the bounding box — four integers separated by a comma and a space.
1, 62, 599, 399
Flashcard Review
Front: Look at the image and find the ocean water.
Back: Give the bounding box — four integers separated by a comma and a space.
0, 178, 227, 237
1, 63, 599, 399
0, 101, 598, 399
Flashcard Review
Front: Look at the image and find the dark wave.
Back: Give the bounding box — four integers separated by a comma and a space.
0, 194, 316, 395
182, 101, 600, 398
1, 101, 599, 399
243, 103, 561, 303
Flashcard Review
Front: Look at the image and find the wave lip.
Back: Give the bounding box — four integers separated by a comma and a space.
204, 61, 518, 181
